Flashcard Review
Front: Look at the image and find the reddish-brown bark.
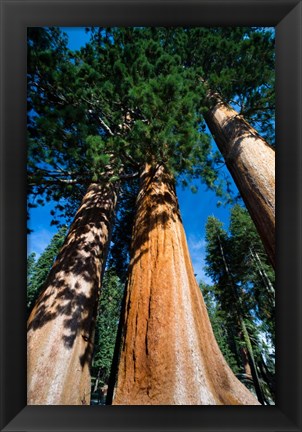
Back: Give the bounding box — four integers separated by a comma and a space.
113, 164, 259, 405
27, 182, 117, 405
204, 93, 275, 268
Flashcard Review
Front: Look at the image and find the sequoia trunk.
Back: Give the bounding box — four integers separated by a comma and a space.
27, 182, 117, 405
113, 163, 259, 405
204, 92, 275, 268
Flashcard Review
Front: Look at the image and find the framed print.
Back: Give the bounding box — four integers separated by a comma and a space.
0, 0, 301, 431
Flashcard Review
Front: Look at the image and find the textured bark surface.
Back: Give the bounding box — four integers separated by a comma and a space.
113, 164, 259, 405
204, 95, 275, 268
27, 183, 117, 405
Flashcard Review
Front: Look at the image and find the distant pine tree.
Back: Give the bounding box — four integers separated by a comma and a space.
200, 281, 240, 374
204, 207, 275, 403
27, 252, 37, 305
91, 269, 124, 402
27, 226, 67, 315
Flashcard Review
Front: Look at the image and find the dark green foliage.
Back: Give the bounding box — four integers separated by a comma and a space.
200, 281, 240, 374
27, 252, 37, 295
229, 205, 275, 343
180, 27, 275, 145
78, 27, 214, 183
27, 226, 68, 315
107, 178, 139, 282
204, 207, 275, 337
27, 27, 89, 227
28, 26, 262, 227
28, 27, 275, 223
156, 27, 275, 146
91, 269, 124, 390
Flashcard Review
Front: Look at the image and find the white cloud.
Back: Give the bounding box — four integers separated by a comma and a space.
27, 228, 54, 258
189, 236, 206, 251
187, 234, 212, 285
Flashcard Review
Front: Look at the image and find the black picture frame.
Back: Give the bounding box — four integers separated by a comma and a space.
1, 0, 301, 431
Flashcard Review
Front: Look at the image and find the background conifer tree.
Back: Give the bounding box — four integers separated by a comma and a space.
27, 226, 67, 314
204, 208, 275, 403
90, 269, 124, 403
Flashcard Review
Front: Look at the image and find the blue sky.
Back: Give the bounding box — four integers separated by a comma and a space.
27, 27, 238, 285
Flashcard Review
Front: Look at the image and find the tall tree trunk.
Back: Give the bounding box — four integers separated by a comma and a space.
204, 91, 275, 268
217, 234, 265, 405
258, 354, 276, 398
240, 318, 265, 405
250, 247, 275, 299
113, 163, 259, 405
240, 346, 252, 379
27, 182, 118, 405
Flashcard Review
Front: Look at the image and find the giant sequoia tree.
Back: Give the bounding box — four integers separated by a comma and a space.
203, 92, 275, 268
161, 27, 275, 266
201, 29, 275, 267
27, 182, 118, 404
113, 164, 258, 404
27, 26, 274, 405
27, 29, 124, 404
